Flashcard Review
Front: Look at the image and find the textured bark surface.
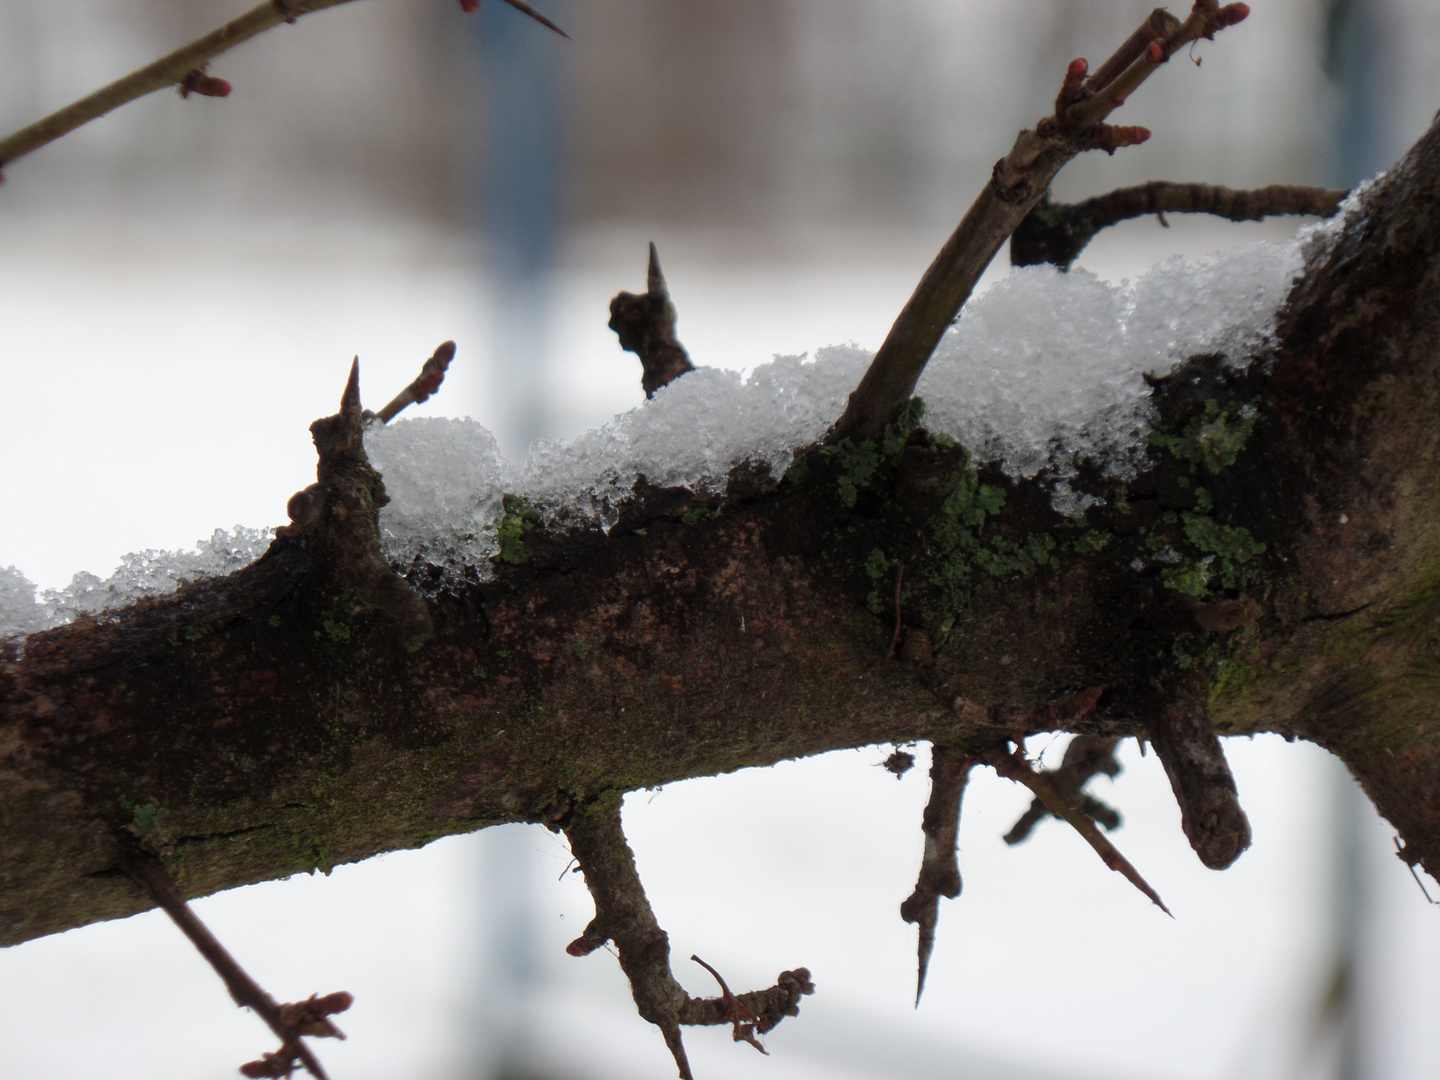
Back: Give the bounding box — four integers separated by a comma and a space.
7, 116, 1440, 950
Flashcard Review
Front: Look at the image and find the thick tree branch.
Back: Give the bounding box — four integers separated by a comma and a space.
0, 0, 564, 179
1011, 183, 1348, 269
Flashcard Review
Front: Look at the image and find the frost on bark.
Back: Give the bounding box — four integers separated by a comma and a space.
6, 5, 1440, 1075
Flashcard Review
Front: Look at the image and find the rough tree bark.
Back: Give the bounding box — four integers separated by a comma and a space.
5, 5, 1440, 1075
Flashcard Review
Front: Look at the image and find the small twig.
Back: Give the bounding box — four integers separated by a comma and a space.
984, 743, 1173, 916
367, 340, 456, 425
689, 956, 766, 1054
1011, 182, 1348, 269
608, 243, 696, 398
1145, 695, 1251, 869
1003, 734, 1122, 844
831, 1, 1249, 441
899, 745, 972, 1004
564, 795, 813, 1080
118, 839, 349, 1080
0, 0, 566, 179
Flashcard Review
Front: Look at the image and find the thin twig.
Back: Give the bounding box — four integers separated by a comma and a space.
832, 1, 1249, 441
886, 561, 905, 660
1012, 182, 1347, 269
984, 744, 1173, 916
0, 0, 566, 177
899, 745, 972, 1004
118, 839, 343, 1080
1003, 735, 1122, 844
368, 340, 456, 425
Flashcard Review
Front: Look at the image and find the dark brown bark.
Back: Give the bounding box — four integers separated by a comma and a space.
6, 113, 1440, 992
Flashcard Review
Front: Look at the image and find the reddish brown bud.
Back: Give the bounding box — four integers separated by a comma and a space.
312, 990, 355, 1016
238, 1052, 296, 1079
1092, 124, 1152, 153
1218, 2, 1250, 24
1146, 40, 1165, 63
566, 933, 606, 956
459, 0, 480, 11
179, 69, 231, 99
1068, 58, 1088, 77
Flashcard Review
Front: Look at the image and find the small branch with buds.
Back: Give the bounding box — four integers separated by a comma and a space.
365, 340, 456, 425
0, 0, 564, 182
833, 0, 1251, 441
118, 838, 352, 1080
563, 794, 814, 1079
1011, 182, 1348, 269
609, 243, 697, 398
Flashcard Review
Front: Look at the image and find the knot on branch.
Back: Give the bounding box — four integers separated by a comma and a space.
609, 242, 695, 398
278, 359, 432, 651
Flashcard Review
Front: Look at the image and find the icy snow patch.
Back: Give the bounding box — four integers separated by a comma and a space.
1, 223, 1334, 638
371, 235, 1307, 574
0, 527, 273, 640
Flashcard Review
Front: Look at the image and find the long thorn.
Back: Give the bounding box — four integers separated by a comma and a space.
985, 744, 1172, 916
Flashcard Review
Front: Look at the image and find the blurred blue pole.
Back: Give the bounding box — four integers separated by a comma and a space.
463, 4, 569, 1078
471, 0, 568, 456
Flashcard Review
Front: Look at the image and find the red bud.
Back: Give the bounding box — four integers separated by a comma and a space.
179, 69, 231, 99
1068, 58, 1088, 77
1218, 2, 1250, 24
460, 0, 480, 11
1146, 40, 1165, 62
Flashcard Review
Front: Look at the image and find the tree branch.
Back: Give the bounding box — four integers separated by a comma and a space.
119, 837, 350, 1080
563, 795, 813, 1079
1011, 183, 1348, 269
832, 1, 1249, 441
0, 0, 565, 179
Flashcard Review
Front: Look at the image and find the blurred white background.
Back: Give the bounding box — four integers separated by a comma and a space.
2, 1, 1440, 1078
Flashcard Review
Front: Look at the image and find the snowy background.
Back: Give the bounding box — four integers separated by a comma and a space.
3, 1, 1440, 1078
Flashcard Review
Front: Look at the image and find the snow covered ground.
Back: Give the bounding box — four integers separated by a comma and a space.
2, 210, 1438, 1080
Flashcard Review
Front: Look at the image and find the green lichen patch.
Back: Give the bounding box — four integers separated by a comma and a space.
1149, 398, 1258, 474
495, 494, 542, 565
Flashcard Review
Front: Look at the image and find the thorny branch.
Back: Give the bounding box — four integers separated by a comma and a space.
609, 243, 697, 398
1003, 735, 1123, 845
0, 0, 565, 180
118, 838, 351, 1080
1011, 182, 1348, 269
984, 744, 1173, 917
280, 360, 433, 650
563, 795, 813, 1080
833, 0, 1250, 441
899, 745, 972, 1004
